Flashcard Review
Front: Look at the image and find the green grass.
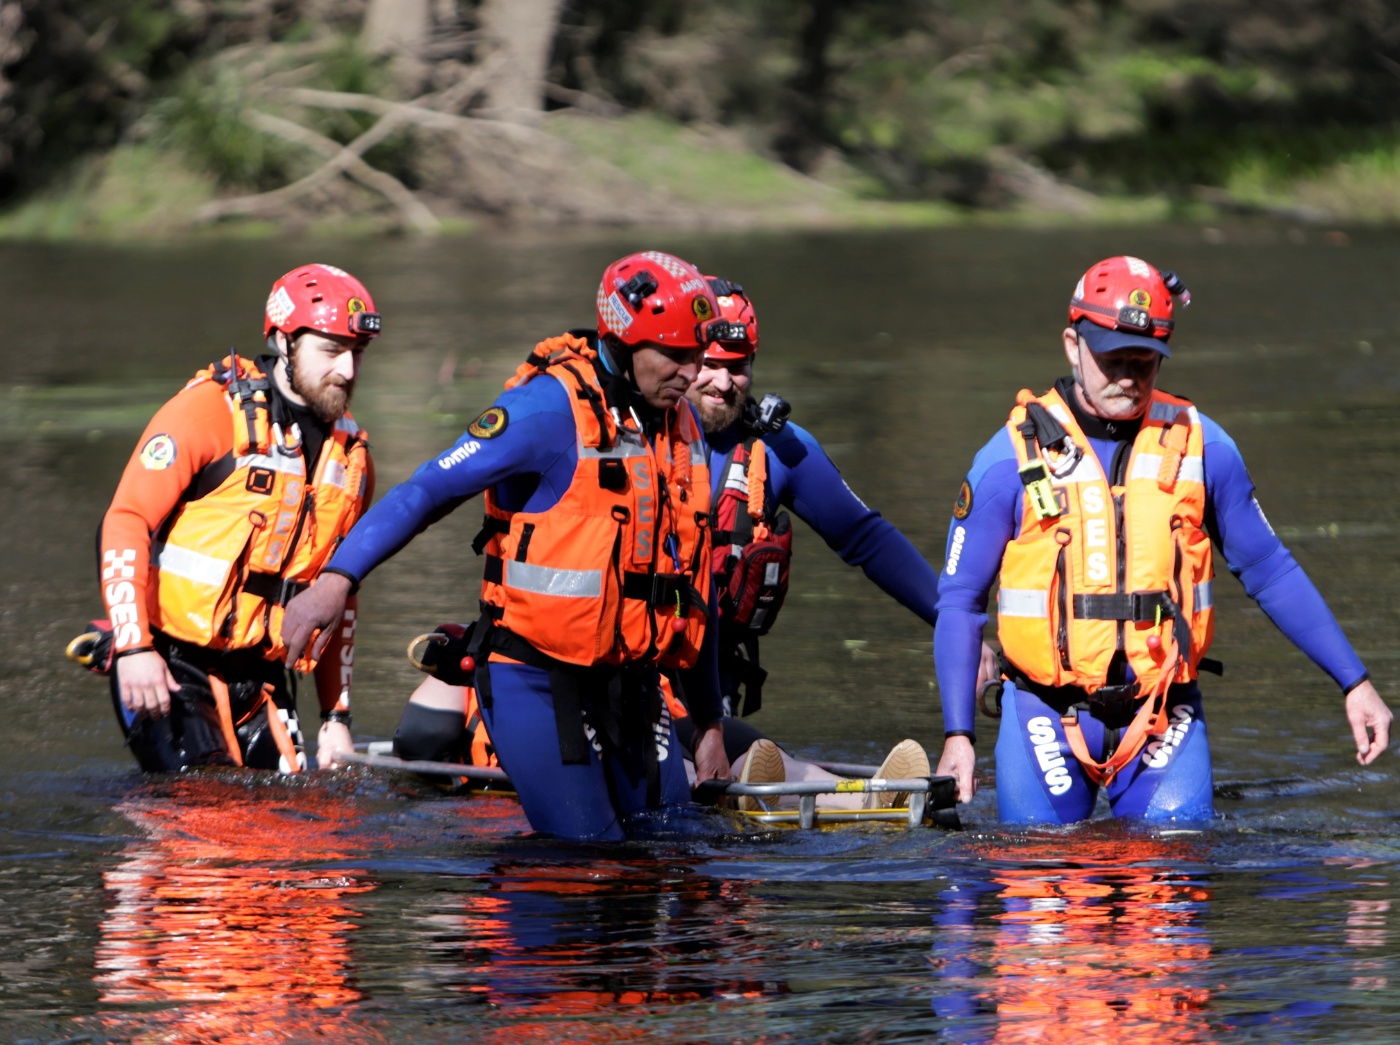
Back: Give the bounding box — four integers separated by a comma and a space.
0, 144, 220, 241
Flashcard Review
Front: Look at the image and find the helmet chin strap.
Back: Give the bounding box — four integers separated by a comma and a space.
597, 336, 633, 382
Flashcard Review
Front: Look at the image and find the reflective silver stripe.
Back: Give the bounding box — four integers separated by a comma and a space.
1149, 401, 1199, 425
1047, 404, 1073, 427
998, 588, 1049, 618
580, 439, 651, 460
1194, 581, 1213, 611
1129, 453, 1203, 484
322, 459, 347, 489
1055, 455, 1103, 484
690, 439, 707, 466
335, 417, 360, 435
153, 542, 231, 588
504, 560, 601, 598
235, 452, 306, 477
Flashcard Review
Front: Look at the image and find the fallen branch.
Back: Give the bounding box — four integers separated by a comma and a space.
1194, 185, 1333, 225
197, 109, 441, 234
542, 81, 625, 117
277, 86, 554, 145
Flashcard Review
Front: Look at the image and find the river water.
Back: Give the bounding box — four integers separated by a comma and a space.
3, 226, 1399, 1044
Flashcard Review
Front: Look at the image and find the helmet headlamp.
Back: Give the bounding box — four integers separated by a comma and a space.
1117, 306, 1152, 332
704, 319, 749, 344
349, 311, 382, 336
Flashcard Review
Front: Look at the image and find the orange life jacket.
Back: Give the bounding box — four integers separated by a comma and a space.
477, 334, 711, 669
998, 386, 1214, 783
147, 357, 370, 671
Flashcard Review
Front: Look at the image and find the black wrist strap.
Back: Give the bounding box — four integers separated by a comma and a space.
945, 729, 976, 745
320, 709, 353, 726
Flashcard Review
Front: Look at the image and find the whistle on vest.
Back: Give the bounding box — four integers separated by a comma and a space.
1018, 458, 1063, 520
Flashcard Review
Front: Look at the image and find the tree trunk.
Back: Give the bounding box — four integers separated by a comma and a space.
774, 0, 840, 173
362, 0, 431, 56
476, 0, 564, 124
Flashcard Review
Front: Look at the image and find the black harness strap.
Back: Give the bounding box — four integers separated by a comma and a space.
559, 361, 613, 452
1072, 591, 1174, 622
242, 573, 310, 606
214, 356, 272, 455
467, 617, 662, 781
471, 515, 511, 555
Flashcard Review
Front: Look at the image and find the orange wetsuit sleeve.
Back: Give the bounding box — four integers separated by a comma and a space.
99, 379, 233, 654
311, 448, 373, 711
312, 593, 359, 713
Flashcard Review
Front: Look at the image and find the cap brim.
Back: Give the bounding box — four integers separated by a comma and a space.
1078, 322, 1171, 358
705, 343, 755, 360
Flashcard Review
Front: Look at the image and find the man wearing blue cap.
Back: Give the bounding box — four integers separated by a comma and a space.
932, 255, 1391, 824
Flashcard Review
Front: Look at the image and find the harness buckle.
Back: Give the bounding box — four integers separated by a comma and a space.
1085, 682, 1143, 727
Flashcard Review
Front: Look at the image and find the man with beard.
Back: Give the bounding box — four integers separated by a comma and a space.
94, 264, 379, 773
673, 277, 960, 801
280, 251, 730, 840
933, 255, 1391, 823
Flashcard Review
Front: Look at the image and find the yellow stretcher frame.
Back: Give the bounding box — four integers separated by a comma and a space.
344, 743, 960, 830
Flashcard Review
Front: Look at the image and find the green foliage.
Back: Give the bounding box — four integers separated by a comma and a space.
150, 70, 295, 189
311, 35, 391, 97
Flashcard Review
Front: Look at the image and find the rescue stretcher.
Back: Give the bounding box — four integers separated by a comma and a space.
342, 743, 960, 830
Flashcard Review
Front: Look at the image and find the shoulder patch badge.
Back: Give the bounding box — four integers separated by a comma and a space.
952, 479, 973, 520
139, 433, 177, 471
467, 407, 508, 439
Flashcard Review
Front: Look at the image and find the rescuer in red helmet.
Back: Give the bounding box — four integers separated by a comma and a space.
83, 264, 381, 773
671, 275, 982, 806
932, 255, 1391, 824
279, 250, 732, 841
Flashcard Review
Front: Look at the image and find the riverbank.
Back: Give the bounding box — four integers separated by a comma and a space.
5, 106, 1396, 243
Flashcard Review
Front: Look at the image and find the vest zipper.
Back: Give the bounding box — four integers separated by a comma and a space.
1113, 491, 1126, 652
266, 486, 314, 636
1110, 441, 1130, 654
647, 435, 673, 659
1054, 529, 1072, 671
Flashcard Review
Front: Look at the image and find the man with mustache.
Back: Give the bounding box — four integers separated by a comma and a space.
94, 264, 379, 773
933, 255, 1392, 823
280, 251, 731, 841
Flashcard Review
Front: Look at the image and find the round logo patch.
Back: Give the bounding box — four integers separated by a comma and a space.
952, 480, 973, 520
467, 407, 508, 439
139, 433, 177, 471
348, 297, 368, 314
1129, 288, 1152, 308
692, 296, 713, 321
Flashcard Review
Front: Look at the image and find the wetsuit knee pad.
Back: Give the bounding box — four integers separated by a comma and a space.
393, 703, 469, 764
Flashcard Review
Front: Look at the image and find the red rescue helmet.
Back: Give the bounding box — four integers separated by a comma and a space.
1068, 255, 1190, 357
264, 263, 382, 342
596, 251, 720, 350
702, 276, 759, 360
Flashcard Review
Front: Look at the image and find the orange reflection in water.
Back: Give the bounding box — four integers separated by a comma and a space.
95, 775, 387, 1044
961, 832, 1215, 1045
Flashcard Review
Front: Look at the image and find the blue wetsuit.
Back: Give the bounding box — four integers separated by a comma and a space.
328, 340, 721, 841
935, 377, 1368, 824
703, 414, 938, 733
